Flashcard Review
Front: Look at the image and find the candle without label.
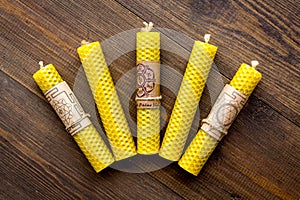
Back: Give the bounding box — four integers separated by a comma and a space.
77, 41, 136, 161
159, 35, 218, 161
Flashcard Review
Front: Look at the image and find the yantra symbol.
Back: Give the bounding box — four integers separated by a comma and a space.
53, 99, 73, 125
136, 63, 156, 98
216, 103, 238, 126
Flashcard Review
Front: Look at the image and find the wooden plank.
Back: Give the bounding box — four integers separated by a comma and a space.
0, 0, 145, 97
0, 71, 182, 199
108, 34, 300, 198
110, 54, 300, 198
103, 48, 300, 198
0, 0, 299, 199
147, 94, 300, 199
114, 0, 300, 125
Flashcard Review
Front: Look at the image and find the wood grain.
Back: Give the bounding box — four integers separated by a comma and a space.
0, 71, 182, 200
0, 0, 299, 199
116, 0, 300, 125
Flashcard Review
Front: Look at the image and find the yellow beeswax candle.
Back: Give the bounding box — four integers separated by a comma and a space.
136, 22, 161, 154
178, 61, 262, 176
33, 62, 114, 173
159, 34, 218, 161
77, 41, 136, 161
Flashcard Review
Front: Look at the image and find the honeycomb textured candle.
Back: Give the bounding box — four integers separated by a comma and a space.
77, 42, 136, 160
159, 40, 217, 161
33, 64, 114, 172
178, 63, 262, 176
136, 31, 161, 154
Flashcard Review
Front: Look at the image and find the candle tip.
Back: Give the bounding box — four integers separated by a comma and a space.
204, 34, 211, 43
81, 40, 89, 45
39, 61, 44, 69
251, 60, 259, 69
141, 21, 154, 32
149, 22, 154, 29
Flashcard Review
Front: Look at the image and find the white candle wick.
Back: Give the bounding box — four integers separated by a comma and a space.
251, 60, 259, 69
148, 22, 154, 30
204, 34, 211, 43
141, 21, 154, 32
81, 40, 89, 45
39, 61, 44, 69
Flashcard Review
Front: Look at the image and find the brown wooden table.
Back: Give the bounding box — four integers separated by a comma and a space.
1, 0, 299, 199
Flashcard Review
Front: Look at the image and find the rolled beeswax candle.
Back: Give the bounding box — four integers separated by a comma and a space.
77, 42, 136, 161
159, 35, 218, 161
178, 61, 262, 176
33, 62, 114, 173
136, 22, 161, 154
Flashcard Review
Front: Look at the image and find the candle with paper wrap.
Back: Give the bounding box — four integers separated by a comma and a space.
159, 35, 218, 161
77, 41, 136, 161
136, 22, 161, 154
178, 61, 262, 176
33, 62, 114, 173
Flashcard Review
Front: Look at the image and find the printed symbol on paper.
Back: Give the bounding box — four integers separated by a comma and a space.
216, 103, 238, 126
53, 99, 73, 125
136, 63, 156, 97
215, 89, 245, 128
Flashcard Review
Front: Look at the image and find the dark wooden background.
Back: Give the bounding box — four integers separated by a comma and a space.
1, 0, 299, 199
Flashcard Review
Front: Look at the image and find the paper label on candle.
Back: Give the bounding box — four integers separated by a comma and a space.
201, 84, 248, 141
44, 81, 92, 136
136, 61, 161, 109
136, 99, 161, 109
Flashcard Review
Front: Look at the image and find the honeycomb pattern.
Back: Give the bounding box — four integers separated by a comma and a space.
74, 125, 114, 172
136, 31, 161, 154
159, 41, 217, 161
33, 64, 63, 93
136, 32, 160, 61
178, 129, 218, 176
77, 42, 107, 96
137, 108, 160, 154
94, 68, 137, 160
33, 64, 114, 173
77, 42, 136, 161
230, 63, 262, 96
178, 63, 262, 175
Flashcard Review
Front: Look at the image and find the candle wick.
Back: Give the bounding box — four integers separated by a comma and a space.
81, 40, 89, 45
251, 60, 259, 69
148, 22, 153, 31
39, 61, 44, 68
141, 21, 154, 32
204, 34, 211, 43
141, 22, 147, 32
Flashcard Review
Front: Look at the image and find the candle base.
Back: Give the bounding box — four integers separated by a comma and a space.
178, 129, 218, 176
137, 108, 160, 155
73, 125, 115, 173
159, 40, 217, 162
